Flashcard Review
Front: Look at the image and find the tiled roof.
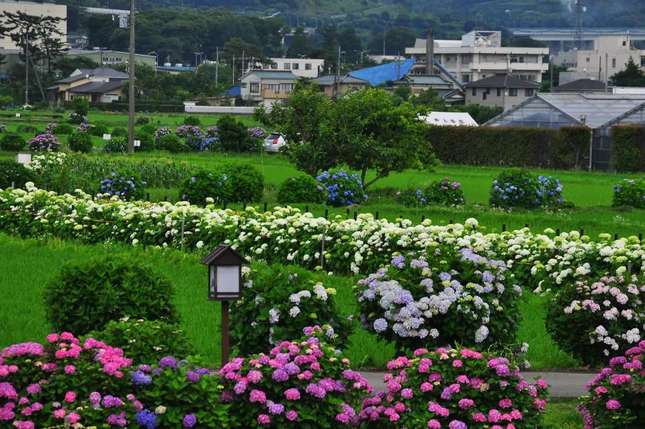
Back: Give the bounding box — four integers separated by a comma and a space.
69, 80, 125, 94
464, 74, 539, 89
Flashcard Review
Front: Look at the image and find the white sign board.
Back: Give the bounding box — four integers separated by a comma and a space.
15, 113, 20, 118
16, 153, 32, 166
103, 134, 112, 141
134, 139, 141, 148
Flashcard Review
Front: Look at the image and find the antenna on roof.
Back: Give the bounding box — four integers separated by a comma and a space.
574, 0, 585, 50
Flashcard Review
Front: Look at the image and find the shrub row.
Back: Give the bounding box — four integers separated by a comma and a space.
425, 126, 590, 169
611, 126, 645, 172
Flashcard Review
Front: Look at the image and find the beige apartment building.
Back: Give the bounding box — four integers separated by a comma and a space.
405, 31, 549, 84
565, 36, 645, 80
464, 74, 539, 111
0, 1, 67, 50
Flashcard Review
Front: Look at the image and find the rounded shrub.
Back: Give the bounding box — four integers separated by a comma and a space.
136, 116, 151, 125
0, 160, 35, 189
44, 256, 179, 335
224, 163, 264, 203
277, 175, 326, 204
217, 116, 258, 152
159, 133, 190, 153
546, 275, 643, 367
135, 129, 155, 151
220, 326, 372, 429
355, 249, 522, 353
179, 169, 231, 205
397, 178, 465, 207
99, 172, 146, 200
0, 132, 26, 151
89, 123, 109, 137
316, 169, 367, 207
612, 178, 645, 208
183, 115, 201, 126
231, 263, 351, 355
490, 170, 565, 209
17, 124, 39, 135
87, 318, 193, 365
53, 123, 74, 135
359, 347, 549, 428
578, 342, 645, 429
68, 131, 93, 153
103, 136, 128, 153
28, 133, 60, 152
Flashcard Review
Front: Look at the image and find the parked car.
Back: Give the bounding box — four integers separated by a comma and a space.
264, 133, 286, 153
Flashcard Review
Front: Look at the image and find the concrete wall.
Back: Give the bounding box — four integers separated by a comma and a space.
263, 58, 324, 78
184, 104, 256, 115
466, 87, 535, 111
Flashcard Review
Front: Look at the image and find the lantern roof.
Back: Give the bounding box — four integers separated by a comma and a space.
202, 245, 244, 266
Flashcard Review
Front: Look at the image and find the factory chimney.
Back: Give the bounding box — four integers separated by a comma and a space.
426, 29, 434, 75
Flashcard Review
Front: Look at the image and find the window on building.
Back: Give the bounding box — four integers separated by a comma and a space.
284, 63, 291, 70
471, 88, 477, 96
641, 57, 645, 67
462, 74, 470, 83
586, 57, 590, 63
270, 63, 278, 69
497, 88, 502, 97
250, 82, 260, 93
525, 88, 534, 97
509, 88, 518, 96
293, 63, 299, 70
305, 63, 312, 70
483, 92, 487, 101
612, 58, 617, 68
623, 40, 627, 46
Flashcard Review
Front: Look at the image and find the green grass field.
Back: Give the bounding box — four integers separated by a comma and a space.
0, 233, 578, 371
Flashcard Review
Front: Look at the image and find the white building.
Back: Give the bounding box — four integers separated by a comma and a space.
405, 30, 549, 84
421, 112, 478, 127
561, 35, 645, 80
0, 1, 67, 50
260, 58, 325, 79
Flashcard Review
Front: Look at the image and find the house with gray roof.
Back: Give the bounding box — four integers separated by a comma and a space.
311, 75, 369, 97
464, 74, 540, 111
486, 93, 645, 170
48, 67, 128, 104
239, 70, 299, 106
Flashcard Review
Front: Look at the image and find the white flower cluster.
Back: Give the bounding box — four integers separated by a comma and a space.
25, 152, 67, 173
0, 186, 643, 289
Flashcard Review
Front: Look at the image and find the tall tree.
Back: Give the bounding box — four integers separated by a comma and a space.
287, 27, 312, 58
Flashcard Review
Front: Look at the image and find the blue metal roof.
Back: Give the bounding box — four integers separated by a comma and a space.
349, 59, 415, 87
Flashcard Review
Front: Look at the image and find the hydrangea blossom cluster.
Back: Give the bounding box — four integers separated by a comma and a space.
358, 347, 549, 428
232, 264, 350, 355
175, 125, 203, 139
0, 332, 135, 428
0, 185, 643, 283
27, 133, 60, 152
205, 126, 219, 138
490, 170, 564, 209
397, 179, 465, 208
25, 152, 67, 174
578, 340, 645, 429
356, 250, 522, 351
99, 172, 146, 201
613, 178, 645, 209
219, 326, 372, 428
546, 275, 643, 366
316, 170, 367, 207
154, 127, 172, 141
247, 127, 266, 139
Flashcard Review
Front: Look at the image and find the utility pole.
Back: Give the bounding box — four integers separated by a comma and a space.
241, 50, 245, 75
127, 0, 136, 154
24, 31, 29, 106
334, 45, 341, 98
215, 47, 219, 87
232, 55, 235, 84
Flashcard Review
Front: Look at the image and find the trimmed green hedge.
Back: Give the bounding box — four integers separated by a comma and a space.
611, 126, 645, 172
425, 126, 590, 169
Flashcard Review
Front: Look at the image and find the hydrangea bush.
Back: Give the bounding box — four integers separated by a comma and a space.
356, 250, 522, 352
231, 264, 351, 355
612, 179, 645, 209
27, 133, 60, 152
277, 175, 326, 204
578, 341, 645, 429
99, 172, 146, 201
358, 347, 549, 428
316, 170, 367, 207
0, 332, 135, 428
180, 170, 231, 205
398, 179, 465, 207
546, 275, 643, 366
219, 326, 373, 428
490, 170, 565, 209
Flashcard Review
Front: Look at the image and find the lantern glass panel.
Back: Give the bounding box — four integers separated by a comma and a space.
217, 266, 240, 294
209, 265, 216, 297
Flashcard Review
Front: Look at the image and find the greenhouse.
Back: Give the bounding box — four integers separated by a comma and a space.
486, 93, 645, 170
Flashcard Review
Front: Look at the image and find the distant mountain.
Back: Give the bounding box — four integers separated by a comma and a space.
59, 0, 645, 37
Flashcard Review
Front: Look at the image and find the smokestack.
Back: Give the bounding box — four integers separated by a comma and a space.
426, 29, 434, 75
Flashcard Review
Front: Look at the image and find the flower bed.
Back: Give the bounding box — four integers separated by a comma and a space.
0, 186, 643, 285
578, 341, 645, 428
356, 250, 521, 352
546, 275, 643, 366
27, 133, 60, 152
490, 170, 565, 209
358, 347, 549, 428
